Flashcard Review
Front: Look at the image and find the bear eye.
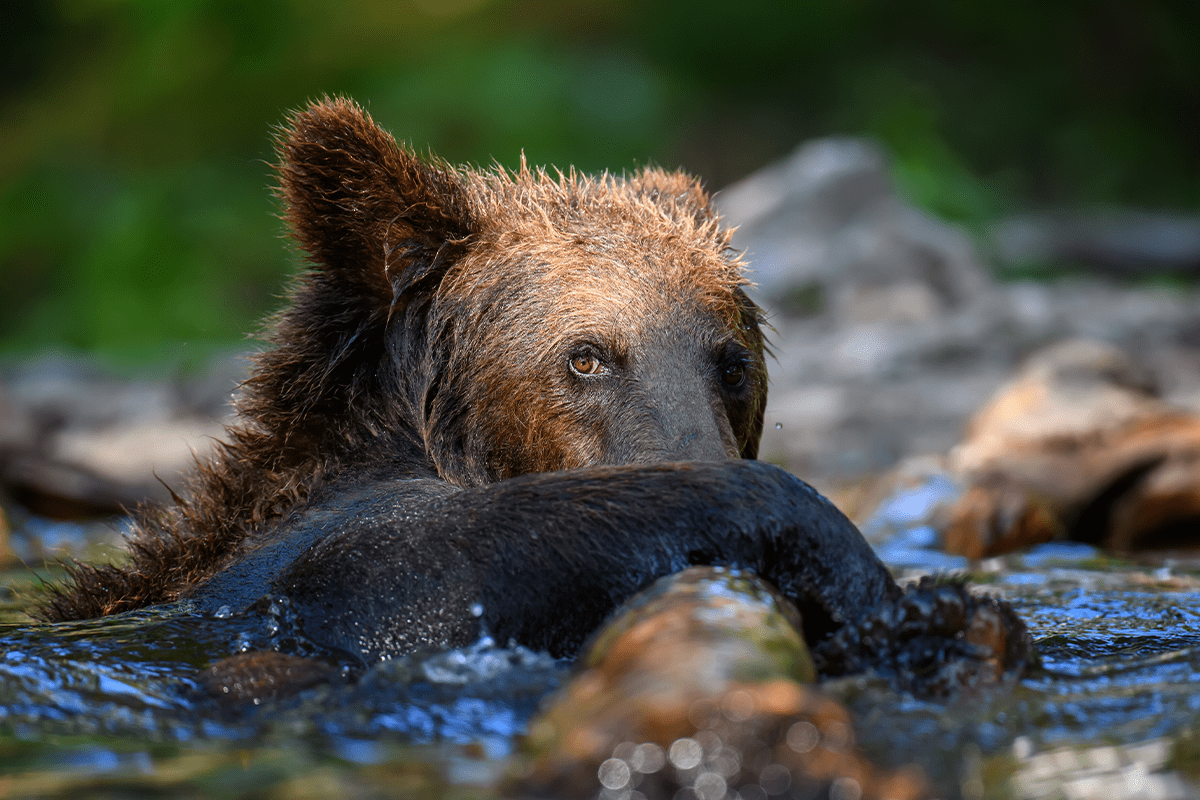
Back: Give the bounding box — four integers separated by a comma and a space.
570, 353, 603, 376
721, 362, 747, 389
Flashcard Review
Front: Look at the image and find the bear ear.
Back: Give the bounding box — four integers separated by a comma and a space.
735, 287, 768, 460
276, 97, 474, 313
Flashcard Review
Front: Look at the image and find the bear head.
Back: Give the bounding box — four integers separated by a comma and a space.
251, 97, 768, 487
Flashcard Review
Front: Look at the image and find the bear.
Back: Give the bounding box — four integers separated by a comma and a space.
40, 98, 1028, 690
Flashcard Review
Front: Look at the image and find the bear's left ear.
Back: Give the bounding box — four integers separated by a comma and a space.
277, 97, 474, 314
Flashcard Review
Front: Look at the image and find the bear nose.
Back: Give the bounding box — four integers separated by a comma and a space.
668, 424, 731, 461
642, 373, 734, 462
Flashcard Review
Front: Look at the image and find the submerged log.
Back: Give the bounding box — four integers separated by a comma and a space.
511, 566, 929, 800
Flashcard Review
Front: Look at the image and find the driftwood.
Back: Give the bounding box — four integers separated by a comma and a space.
942, 339, 1200, 557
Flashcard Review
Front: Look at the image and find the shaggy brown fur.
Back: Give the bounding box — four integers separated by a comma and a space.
40, 97, 767, 621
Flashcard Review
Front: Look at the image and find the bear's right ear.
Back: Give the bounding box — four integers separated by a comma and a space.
276, 98, 474, 313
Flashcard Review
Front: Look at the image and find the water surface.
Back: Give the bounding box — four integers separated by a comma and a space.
3, 497, 1200, 798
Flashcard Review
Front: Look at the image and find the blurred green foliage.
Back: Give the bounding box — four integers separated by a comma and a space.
1, 0, 1197, 355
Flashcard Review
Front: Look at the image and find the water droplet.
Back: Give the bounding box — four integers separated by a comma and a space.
720, 688, 756, 722
694, 729, 721, 753
1012, 736, 1033, 759
708, 746, 740, 778
631, 742, 665, 773
598, 757, 631, 790
693, 771, 727, 800
688, 698, 718, 728
830, 776, 862, 800
822, 720, 853, 752
669, 738, 702, 770
470, 603, 484, 617
759, 763, 791, 795
775, 422, 782, 430
786, 720, 818, 753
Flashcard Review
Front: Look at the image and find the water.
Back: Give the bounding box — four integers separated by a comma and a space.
833, 556, 1200, 796
844, 478, 1200, 797
0, 594, 565, 796
3, 497, 1200, 798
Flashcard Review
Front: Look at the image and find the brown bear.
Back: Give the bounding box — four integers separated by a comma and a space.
40, 99, 1026, 687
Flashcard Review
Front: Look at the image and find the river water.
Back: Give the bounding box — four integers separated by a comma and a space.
2, 483, 1199, 799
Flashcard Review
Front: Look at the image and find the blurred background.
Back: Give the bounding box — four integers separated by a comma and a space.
2, 0, 1197, 358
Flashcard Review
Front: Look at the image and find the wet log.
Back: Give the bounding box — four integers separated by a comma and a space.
510, 566, 929, 800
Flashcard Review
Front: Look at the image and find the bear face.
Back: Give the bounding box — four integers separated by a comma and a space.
264, 98, 767, 488
424, 187, 766, 482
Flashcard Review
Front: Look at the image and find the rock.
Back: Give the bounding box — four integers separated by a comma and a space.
715, 137, 992, 320
951, 338, 1162, 474
992, 209, 1200, 276
717, 138, 1200, 486
0, 504, 12, 567
0, 353, 245, 518
198, 651, 340, 707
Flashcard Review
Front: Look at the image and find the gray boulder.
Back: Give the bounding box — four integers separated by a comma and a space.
715, 138, 992, 323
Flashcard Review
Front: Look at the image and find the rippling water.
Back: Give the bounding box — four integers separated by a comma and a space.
3, 491, 1200, 798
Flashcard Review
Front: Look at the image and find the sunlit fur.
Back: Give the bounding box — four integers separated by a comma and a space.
39, 98, 767, 621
